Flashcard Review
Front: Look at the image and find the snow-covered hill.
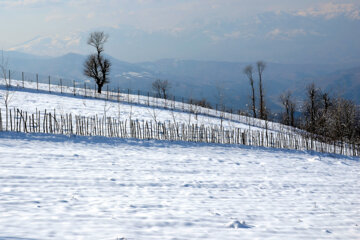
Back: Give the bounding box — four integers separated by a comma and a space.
0, 78, 294, 134
0, 79, 359, 239
0, 132, 359, 239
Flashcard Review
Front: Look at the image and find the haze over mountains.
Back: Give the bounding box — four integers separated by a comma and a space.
3, 50, 359, 112
7, 10, 360, 65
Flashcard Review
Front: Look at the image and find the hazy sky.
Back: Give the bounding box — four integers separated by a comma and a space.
1, 0, 360, 63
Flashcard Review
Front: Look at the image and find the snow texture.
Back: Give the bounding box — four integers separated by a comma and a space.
0, 78, 359, 239
0, 132, 359, 239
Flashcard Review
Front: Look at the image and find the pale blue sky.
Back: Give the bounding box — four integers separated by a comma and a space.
1, 0, 359, 63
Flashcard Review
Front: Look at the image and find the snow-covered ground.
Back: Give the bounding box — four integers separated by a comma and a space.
0, 79, 359, 239
0, 79, 294, 133
0, 132, 359, 240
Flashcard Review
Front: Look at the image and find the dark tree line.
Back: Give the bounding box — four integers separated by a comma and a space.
299, 83, 360, 144
242, 62, 359, 146
275, 82, 360, 145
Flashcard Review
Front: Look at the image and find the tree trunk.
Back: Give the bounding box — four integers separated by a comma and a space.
98, 84, 102, 94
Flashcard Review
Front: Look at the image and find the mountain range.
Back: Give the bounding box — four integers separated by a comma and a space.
7, 10, 360, 65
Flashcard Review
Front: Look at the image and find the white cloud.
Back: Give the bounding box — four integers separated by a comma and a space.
266, 28, 307, 40
296, 3, 360, 20
0, 0, 60, 7
87, 12, 95, 19
45, 14, 65, 22
224, 31, 241, 39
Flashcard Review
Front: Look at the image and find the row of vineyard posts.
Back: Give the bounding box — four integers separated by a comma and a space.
0, 107, 358, 157
2, 70, 280, 131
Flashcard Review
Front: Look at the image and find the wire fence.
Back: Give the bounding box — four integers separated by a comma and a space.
7, 69, 219, 108
2, 69, 294, 133
0, 107, 358, 157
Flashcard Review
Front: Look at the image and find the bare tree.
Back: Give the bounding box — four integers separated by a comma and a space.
289, 97, 296, 127
152, 79, 171, 99
322, 92, 331, 114
146, 106, 161, 124
302, 83, 327, 134
280, 91, 296, 126
0, 50, 14, 131
257, 61, 267, 120
243, 65, 256, 118
84, 32, 111, 94
0, 50, 10, 87
328, 98, 357, 142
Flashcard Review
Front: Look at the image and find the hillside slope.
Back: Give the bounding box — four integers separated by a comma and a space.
0, 132, 359, 240
0, 78, 359, 239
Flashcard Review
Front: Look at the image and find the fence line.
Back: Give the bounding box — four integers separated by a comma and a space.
0, 107, 358, 157
2, 69, 292, 133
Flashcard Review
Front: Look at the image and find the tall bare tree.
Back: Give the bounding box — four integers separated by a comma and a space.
280, 91, 296, 126
0, 50, 10, 86
302, 82, 331, 135
257, 61, 267, 120
0, 50, 14, 131
244, 65, 256, 118
152, 79, 171, 99
84, 32, 111, 94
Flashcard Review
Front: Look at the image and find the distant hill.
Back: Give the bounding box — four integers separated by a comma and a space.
3, 51, 359, 111
317, 67, 360, 104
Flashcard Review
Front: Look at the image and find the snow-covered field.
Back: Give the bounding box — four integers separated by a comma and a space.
0, 80, 359, 239
0, 132, 359, 240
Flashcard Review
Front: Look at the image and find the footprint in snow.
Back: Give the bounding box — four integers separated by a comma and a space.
228, 220, 253, 229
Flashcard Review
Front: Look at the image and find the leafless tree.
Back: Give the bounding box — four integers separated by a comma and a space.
146, 106, 161, 124
84, 32, 111, 94
257, 61, 267, 120
322, 92, 331, 114
302, 83, 325, 134
0, 50, 14, 130
243, 65, 256, 118
152, 79, 171, 99
328, 98, 357, 142
280, 91, 296, 127
289, 98, 296, 127
0, 50, 10, 87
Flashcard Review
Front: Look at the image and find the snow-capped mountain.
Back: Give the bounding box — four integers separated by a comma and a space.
8, 32, 90, 57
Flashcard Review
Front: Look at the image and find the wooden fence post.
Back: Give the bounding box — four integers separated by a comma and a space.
60, 79, 63, 94
48, 76, 51, 93
107, 85, 109, 100
118, 88, 120, 102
